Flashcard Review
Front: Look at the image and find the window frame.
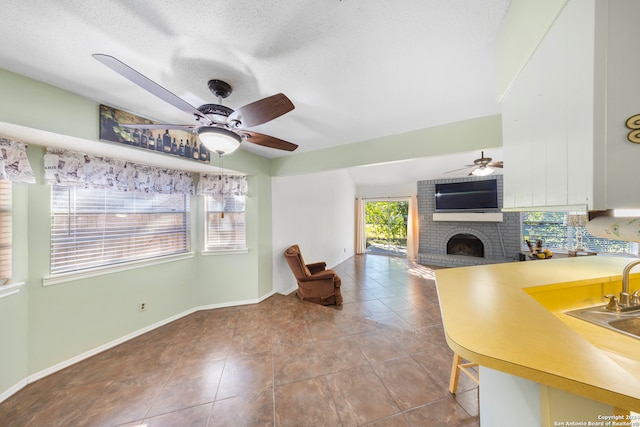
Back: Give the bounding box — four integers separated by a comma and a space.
0, 180, 25, 298
46, 185, 192, 285
202, 194, 248, 254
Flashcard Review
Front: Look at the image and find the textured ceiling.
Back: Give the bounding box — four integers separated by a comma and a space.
0, 1, 508, 187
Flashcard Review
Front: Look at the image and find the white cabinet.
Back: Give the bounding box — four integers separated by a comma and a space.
601, 1, 640, 208
502, 0, 640, 211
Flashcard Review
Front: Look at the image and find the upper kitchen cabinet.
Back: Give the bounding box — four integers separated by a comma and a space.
501, 0, 640, 211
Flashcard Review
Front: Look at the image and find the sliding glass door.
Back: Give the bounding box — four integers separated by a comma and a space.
364, 199, 408, 257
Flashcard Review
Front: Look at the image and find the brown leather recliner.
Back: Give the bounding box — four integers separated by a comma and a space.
284, 245, 343, 305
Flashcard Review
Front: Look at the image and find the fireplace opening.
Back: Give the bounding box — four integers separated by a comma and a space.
447, 234, 484, 257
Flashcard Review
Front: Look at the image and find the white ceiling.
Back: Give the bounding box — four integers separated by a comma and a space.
0, 0, 508, 181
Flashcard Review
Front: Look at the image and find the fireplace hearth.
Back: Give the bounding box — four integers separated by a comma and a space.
447, 234, 484, 257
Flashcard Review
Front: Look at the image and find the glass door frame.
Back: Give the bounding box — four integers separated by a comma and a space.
363, 197, 409, 257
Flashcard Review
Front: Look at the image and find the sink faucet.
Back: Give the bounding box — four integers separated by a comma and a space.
621, 259, 640, 306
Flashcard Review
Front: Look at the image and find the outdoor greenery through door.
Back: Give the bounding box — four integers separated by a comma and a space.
365, 199, 408, 256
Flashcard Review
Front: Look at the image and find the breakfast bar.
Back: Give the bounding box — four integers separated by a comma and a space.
435, 256, 640, 425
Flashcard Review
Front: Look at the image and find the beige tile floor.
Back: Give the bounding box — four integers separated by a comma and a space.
0, 254, 479, 426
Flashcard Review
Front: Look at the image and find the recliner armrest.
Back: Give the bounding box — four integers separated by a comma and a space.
306, 262, 327, 274
299, 271, 335, 281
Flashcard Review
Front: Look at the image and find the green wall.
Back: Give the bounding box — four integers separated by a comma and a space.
0, 69, 97, 140
271, 115, 502, 177
0, 182, 29, 395
0, 67, 273, 391
24, 146, 201, 372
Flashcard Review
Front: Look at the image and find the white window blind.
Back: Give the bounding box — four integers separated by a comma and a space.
0, 181, 11, 284
51, 186, 190, 275
205, 195, 246, 251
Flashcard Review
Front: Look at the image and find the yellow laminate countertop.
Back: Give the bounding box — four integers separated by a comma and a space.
434, 256, 640, 412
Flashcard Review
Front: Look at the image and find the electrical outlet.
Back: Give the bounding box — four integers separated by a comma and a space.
139, 301, 147, 312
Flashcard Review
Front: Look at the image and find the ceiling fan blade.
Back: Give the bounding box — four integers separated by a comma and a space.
228, 93, 294, 128
444, 166, 472, 174
490, 161, 504, 168
93, 54, 210, 123
241, 131, 298, 151
118, 123, 198, 131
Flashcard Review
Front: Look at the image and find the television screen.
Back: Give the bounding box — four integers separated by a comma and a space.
435, 179, 498, 210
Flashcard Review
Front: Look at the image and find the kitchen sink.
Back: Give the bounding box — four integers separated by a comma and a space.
565, 305, 640, 339
608, 317, 640, 337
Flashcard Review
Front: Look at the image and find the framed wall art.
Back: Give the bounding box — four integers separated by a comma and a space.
99, 104, 211, 162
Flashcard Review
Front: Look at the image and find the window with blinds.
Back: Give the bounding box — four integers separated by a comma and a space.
0, 181, 11, 284
522, 211, 634, 254
205, 195, 246, 251
51, 186, 190, 275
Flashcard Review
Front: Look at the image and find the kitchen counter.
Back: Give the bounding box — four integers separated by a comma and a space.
435, 256, 640, 412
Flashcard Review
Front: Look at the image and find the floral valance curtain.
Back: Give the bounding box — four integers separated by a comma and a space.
43, 148, 195, 194
0, 137, 36, 183
197, 174, 248, 200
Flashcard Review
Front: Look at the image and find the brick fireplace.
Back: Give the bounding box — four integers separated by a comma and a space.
417, 175, 521, 267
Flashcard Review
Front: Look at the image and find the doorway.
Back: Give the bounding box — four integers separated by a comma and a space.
364, 199, 409, 257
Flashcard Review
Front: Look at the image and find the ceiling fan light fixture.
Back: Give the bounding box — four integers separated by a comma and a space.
196, 127, 241, 155
471, 166, 494, 176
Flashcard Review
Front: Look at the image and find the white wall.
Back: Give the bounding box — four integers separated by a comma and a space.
495, 0, 569, 101
271, 170, 356, 294
356, 183, 417, 199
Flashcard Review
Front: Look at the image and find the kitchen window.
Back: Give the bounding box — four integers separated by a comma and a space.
521, 211, 636, 255
50, 186, 190, 275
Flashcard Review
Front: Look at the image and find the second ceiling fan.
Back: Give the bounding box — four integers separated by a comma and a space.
93, 54, 298, 155
444, 151, 503, 176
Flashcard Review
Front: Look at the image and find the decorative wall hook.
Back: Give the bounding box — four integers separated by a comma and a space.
625, 114, 640, 143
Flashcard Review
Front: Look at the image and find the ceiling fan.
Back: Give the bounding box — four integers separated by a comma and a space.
444, 151, 503, 176
92, 54, 297, 156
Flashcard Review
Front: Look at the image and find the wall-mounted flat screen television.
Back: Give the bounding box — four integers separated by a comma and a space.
435, 179, 498, 211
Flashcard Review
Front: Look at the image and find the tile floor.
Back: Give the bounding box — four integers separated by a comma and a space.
0, 254, 479, 426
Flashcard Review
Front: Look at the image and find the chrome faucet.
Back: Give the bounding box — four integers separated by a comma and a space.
621, 259, 640, 307
633, 290, 640, 305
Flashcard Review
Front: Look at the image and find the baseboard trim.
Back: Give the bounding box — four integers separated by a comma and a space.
0, 378, 27, 405
27, 307, 198, 385
282, 285, 298, 296
1, 290, 282, 405
197, 289, 277, 311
